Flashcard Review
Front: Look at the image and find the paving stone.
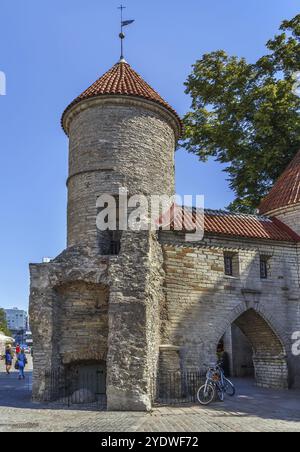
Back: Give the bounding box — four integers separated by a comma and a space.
1, 362, 300, 432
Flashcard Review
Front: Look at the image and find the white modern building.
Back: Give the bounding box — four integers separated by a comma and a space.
5, 308, 27, 332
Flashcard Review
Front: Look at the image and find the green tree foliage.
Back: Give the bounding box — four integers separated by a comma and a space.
183, 15, 300, 212
0, 308, 11, 337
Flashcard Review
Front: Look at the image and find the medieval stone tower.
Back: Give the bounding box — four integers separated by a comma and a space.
62, 60, 182, 252
29, 59, 182, 411
30, 54, 300, 412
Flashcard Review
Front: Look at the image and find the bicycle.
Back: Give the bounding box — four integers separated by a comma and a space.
197, 363, 235, 405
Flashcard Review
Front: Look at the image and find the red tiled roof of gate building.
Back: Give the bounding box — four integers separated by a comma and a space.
259, 150, 300, 215
62, 61, 183, 134
169, 208, 300, 242
204, 210, 300, 241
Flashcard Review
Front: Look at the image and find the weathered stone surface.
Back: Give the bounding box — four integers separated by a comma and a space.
30, 94, 176, 409
106, 230, 164, 411
266, 204, 300, 236
29, 247, 110, 400
66, 97, 176, 252
29, 69, 300, 412
159, 231, 300, 389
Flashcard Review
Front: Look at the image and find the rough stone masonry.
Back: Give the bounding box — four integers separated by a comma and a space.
29, 60, 300, 411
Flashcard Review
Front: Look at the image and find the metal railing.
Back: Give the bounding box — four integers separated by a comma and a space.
156, 371, 205, 405
43, 369, 204, 408
43, 369, 106, 409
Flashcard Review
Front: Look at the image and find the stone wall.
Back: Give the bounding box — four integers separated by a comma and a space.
106, 230, 164, 411
235, 309, 288, 388
66, 97, 176, 252
29, 247, 109, 400
145, 233, 165, 402
266, 205, 300, 236
30, 91, 179, 409
30, 71, 300, 407
159, 231, 300, 389
55, 281, 109, 365
30, 234, 165, 408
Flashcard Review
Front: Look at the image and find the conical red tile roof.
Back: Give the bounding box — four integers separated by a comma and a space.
259, 150, 300, 215
62, 61, 182, 135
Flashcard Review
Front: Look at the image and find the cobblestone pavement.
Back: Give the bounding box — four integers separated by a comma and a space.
0, 360, 300, 432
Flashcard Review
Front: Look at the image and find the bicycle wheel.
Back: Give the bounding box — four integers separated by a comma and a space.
216, 384, 225, 402
224, 378, 236, 397
197, 384, 215, 406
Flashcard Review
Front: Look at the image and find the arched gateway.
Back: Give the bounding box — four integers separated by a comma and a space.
29, 37, 300, 410
218, 308, 289, 389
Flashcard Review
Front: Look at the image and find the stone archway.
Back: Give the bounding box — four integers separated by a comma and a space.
218, 308, 289, 389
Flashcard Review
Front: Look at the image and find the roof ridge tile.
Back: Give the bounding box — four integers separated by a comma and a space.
169, 206, 299, 242
62, 62, 182, 135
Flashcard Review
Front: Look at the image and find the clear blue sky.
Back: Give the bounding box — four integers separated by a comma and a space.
0, 0, 298, 311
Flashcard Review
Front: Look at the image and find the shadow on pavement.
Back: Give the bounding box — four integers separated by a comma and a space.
1, 372, 300, 422
201, 379, 300, 422
0, 371, 103, 412
155, 378, 300, 424
0, 370, 35, 409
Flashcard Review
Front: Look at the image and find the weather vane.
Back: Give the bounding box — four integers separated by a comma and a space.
118, 5, 135, 61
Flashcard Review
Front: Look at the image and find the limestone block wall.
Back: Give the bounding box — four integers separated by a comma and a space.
66, 98, 176, 252
29, 247, 109, 401
29, 265, 60, 400
253, 357, 289, 389
106, 230, 164, 411
235, 309, 288, 389
268, 205, 300, 236
159, 345, 181, 374
145, 233, 165, 402
55, 281, 109, 365
158, 345, 182, 401
159, 231, 300, 388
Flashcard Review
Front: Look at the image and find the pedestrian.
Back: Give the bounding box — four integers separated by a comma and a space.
17, 349, 27, 380
5, 345, 13, 375
15, 344, 21, 355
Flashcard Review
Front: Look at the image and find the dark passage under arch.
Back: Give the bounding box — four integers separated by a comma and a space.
219, 309, 289, 389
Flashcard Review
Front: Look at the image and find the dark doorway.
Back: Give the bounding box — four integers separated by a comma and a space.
218, 309, 288, 389
66, 360, 107, 405
45, 360, 107, 409
231, 324, 255, 378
